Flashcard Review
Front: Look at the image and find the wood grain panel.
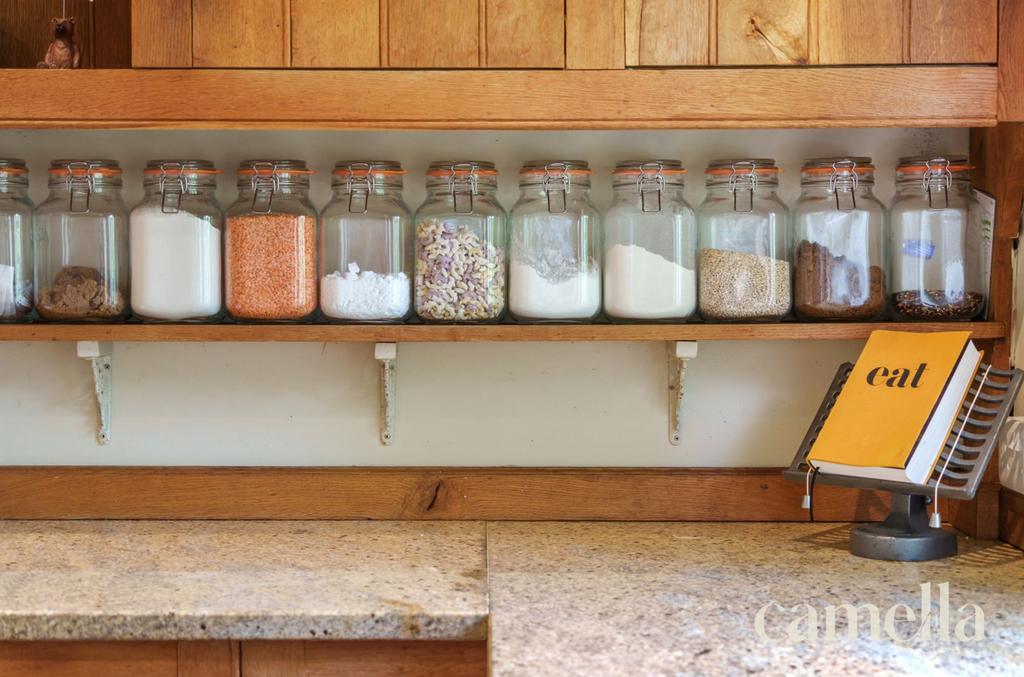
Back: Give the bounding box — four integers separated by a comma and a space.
1001, 487, 1024, 550
625, 0, 710, 66
566, 0, 625, 69
193, 0, 290, 68
0, 642, 178, 677
816, 0, 904, 64
0, 67, 997, 129
717, 0, 809, 65
0, 467, 896, 522
485, 0, 564, 67
178, 641, 240, 677
997, 0, 1024, 121
0, 0, 95, 68
242, 641, 486, 677
291, 0, 381, 68
387, 0, 480, 68
130, 0, 191, 67
90, 0, 131, 68
910, 0, 997, 64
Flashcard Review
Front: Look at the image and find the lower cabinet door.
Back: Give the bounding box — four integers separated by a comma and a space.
241, 641, 487, 677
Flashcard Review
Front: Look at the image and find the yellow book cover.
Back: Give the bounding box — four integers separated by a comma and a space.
808, 330, 978, 473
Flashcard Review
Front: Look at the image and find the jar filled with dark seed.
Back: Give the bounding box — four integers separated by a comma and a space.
889, 156, 984, 321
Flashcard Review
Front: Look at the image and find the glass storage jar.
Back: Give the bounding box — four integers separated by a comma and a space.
792, 158, 886, 321
889, 156, 983, 321
35, 160, 129, 322
698, 159, 790, 322
414, 161, 507, 323
225, 160, 318, 322
130, 160, 224, 322
320, 161, 413, 323
0, 159, 33, 322
509, 161, 600, 323
603, 160, 696, 322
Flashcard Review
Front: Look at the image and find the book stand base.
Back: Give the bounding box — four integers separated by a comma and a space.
849, 493, 957, 561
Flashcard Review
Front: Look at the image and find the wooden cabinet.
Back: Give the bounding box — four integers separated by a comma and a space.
816, 0, 905, 65
626, 0, 711, 66
485, 0, 565, 68
716, 0, 809, 65
0, 641, 237, 677
910, 0, 998, 64
241, 641, 486, 677
291, 0, 382, 68
192, 0, 290, 68
566, 0, 625, 69
387, 0, 481, 67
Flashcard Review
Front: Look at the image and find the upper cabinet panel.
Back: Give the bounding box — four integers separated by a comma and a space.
717, 0, 810, 65
485, 0, 565, 68
292, 0, 381, 68
816, 0, 905, 65
626, 0, 711, 66
387, 0, 480, 67
566, 0, 626, 69
910, 0, 997, 64
193, 0, 290, 68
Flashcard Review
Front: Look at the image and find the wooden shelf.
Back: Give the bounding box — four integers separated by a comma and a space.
0, 322, 1005, 343
0, 66, 997, 129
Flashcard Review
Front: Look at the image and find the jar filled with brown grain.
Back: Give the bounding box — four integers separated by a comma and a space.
225, 160, 318, 322
791, 158, 886, 321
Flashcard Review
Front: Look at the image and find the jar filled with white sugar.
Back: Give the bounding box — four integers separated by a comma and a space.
697, 159, 791, 322
320, 161, 413, 323
415, 161, 507, 324
604, 160, 696, 322
509, 161, 601, 323
130, 160, 224, 322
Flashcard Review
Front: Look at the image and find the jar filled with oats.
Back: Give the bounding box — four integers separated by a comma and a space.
697, 159, 790, 322
0, 159, 33, 322
225, 160, 318, 322
35, 160, 130, 322
889, 156, 983, 321
414, 161, 507, 323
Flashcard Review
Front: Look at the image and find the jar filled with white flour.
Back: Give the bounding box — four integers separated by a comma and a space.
320, 161, 412, 323
509, 161, 601, 323
130, 160, 224, 322
604, 160, 696, 322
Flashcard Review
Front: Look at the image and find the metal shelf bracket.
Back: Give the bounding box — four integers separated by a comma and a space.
375, 342, 397, 446
668, 341, 698, 446
76, 340, 112, 445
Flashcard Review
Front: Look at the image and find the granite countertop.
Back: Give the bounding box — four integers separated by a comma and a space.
0, 520, 487, 641
1, 520, 1023, 675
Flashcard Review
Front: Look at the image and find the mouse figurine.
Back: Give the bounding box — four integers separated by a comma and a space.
37, 17, 80, 69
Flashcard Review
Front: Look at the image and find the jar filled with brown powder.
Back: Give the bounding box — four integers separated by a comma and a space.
791, 158, 886, 321
225, 160, 318, 322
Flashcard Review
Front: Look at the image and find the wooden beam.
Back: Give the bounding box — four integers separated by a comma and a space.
0, 67, 996, 129
0, 467, 897, 521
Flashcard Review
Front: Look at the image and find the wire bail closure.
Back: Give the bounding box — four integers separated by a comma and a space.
251, 162, 280, 214
448, 163, 478, 214
728, 162, 758, 214
637, 162, 666, 213
828, 159, 859, 212
345, 163, 373, 215
158, 162, 187, 214
66, 161, 95, 214
923, 158, 953, 211
543, 162, 570, 214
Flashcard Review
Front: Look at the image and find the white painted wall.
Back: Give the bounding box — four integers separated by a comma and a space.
0, 127, 966, 466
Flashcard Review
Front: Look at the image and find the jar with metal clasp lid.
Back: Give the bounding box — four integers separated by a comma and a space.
792, 157, 887, 321
225, 160, 318, 322
35, 160, 129, 322
130, 160, 224, 322
604, 160, 696, 322
320, 161, 413, 323
889, 156, 983, 320
0, 159, 33, 322
414, 161, 507, 323
697, 159, 790, 322
509, 160, 600, 323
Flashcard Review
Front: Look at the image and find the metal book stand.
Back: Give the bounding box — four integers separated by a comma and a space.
784, 362, 1023, 562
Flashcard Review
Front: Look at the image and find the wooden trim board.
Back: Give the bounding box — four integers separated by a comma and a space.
0, 322, 1006, 343
0, 467, 920, 522
0, 66, 996, 129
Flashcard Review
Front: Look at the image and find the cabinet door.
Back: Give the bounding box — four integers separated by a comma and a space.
625, 0, 711, 66
717, 0, 809, 65
291, 0, 382, 68
131, 0, 192, 67
193, 0, 290, 68
387, 0, 481, 67
485, 0, 565, 67
566, 0, 626, 69
910, 0, 997, 64
816, 0, 905, 64
241, 641, 486, 677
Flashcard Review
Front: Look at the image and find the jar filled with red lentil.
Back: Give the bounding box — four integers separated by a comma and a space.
225, 160, 318, 322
